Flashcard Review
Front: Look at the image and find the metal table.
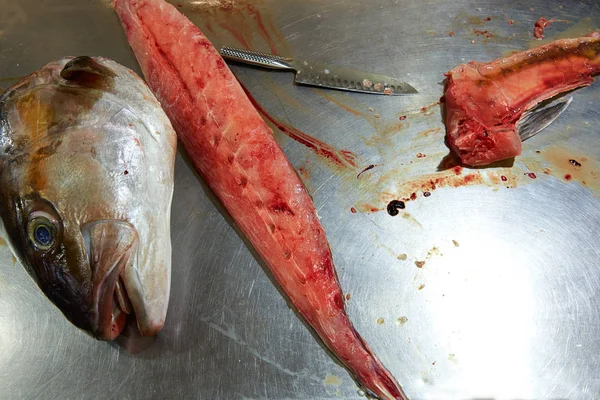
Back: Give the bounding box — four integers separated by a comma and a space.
1, 1, 599, 399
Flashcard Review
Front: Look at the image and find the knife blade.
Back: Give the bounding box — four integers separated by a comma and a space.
220, 46, 418, 95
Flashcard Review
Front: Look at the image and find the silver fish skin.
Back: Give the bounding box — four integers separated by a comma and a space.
0, 56, 177, 340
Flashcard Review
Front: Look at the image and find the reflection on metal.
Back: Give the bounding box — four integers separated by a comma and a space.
0, 0, 599, 399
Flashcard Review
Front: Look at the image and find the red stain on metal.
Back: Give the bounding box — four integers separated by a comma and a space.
357, 164, 376, 179
463, 174, 477, 183
202, 21, 217, 35
363, 204, 382, 213
533, 17, 568, 39
356, 169, 491, 214
473, 29, 493, 38
318, 92, 366, 118
298, 166, 311, 180
539, 147, 599, 191
420, 101, 441, 115
246, 4, 280, 55
240, 84, 357, 169
221, 25, 252, 49
534, 17, 551, 39
525, 172, 537, 179
189, 0, 288, 55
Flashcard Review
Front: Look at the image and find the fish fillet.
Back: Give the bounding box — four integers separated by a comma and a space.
113, 0, 407, 398
444, 32, 600, 166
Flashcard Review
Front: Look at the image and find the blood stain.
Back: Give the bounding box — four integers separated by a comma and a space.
357, 164, 376, 179
387, 200, 406, 216
189, 0, 288, 56
240, 84, 356, 169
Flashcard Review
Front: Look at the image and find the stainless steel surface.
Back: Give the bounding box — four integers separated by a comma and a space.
1, 1, 599, 399
221, 46, 418, 95
518, 96, 573, 141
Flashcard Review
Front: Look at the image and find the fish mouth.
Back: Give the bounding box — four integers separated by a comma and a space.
96, 266, 134, 340
84, 221, 138, 341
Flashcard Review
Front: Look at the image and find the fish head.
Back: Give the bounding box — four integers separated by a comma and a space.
0, 57, 176, 340
1, 193, 139, 340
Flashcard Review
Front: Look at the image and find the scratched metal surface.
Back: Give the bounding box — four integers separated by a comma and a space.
1, 0, 600, 399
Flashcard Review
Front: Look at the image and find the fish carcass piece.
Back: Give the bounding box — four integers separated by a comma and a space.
444, 32, 600, 166
0, 56, 177, 340
113, 0, 407, 399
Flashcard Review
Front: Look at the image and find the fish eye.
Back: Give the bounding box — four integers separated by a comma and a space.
27, 212, 58, 251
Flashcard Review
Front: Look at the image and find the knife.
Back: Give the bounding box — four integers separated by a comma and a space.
220, 46, 418, 95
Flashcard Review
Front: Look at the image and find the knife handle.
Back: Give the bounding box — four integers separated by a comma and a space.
220, 47, 294, 70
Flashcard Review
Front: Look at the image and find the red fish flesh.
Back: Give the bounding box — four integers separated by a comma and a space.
444, 32, 600, 166
533, 18, 552, 39
113, 0, 407, 398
